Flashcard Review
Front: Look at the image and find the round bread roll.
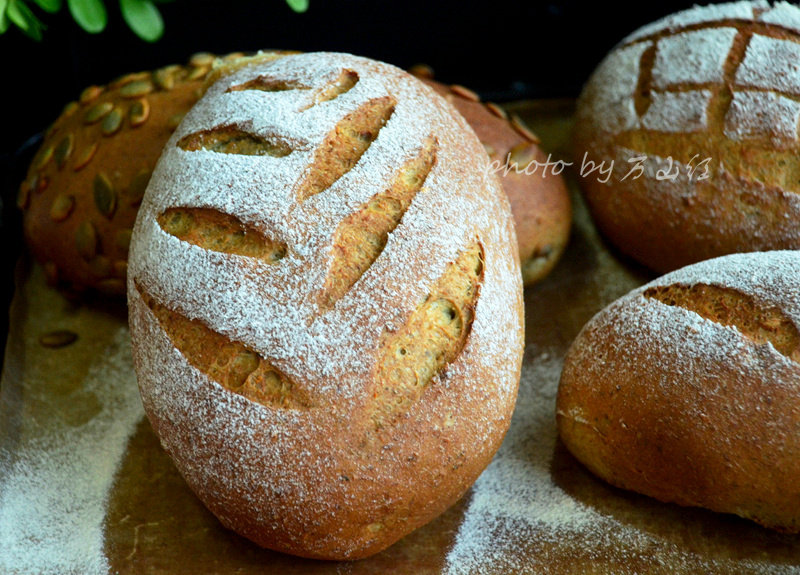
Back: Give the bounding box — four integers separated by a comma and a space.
557, 250, 800, 532
17, 53, 241, 295
128, 52, 524, 559
573, 1, 800, 273
415, 75, 572, 285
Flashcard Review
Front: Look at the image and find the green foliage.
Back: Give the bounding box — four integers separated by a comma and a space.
1, 0, 307, 41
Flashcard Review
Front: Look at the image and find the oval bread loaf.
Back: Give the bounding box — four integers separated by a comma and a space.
573, 1, 800, 273
417, 76, 572, 285
557, 250, 800, 532
128, 52, 524, 559
18, 52, 242, 295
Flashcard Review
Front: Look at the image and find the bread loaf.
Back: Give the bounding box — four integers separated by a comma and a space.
417, 76, 572, 285
573, 1, 800, 273
18, 53, 250, 295
557, 250, 800, 532
128, 52, 524, 559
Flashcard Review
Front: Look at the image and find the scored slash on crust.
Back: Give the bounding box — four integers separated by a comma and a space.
157, 207, 287, 263
151, 62, 482, 423
296, 96, 397, 200
177, 125, 294, 157
320, 136, 438, 309
371, 241, 484, 429
645, 283, 800, 362
137, 283, 312, 410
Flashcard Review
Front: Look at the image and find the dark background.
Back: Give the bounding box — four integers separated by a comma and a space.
0, 0, 718, 335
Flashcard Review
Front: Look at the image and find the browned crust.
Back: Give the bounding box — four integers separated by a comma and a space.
421, 79, 572, 286
557, 271, 800, 532
573, 19, 800, 273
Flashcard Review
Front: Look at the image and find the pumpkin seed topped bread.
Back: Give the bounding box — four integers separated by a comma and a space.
128, 52, 524, 560
414, 74, 572, 286
18, 52, 246, 296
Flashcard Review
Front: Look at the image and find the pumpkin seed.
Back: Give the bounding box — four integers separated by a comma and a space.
73, 142, 99, 172
486, 102, 508, 120
450, 84, 480, 102
101, 107, 123, 136
84, 102, 114, 124
54, 133, 74, 168
17, 181, 31, 210
228, 350, 260, 388
50, 194, 75, 222
79, 85, 104, 104
129, 98, 150, 127
408, 63, 434, 79
39, 330, 78, 348
190, 52, 215, 68
120, 79, 154, 99
126, 169, 151, 205
30, 172, 49, 194
62, 101, 80, 118
34, 146, 54, 170
508, 142, 536, 169
510, 114, 541, 144
75, 221, 98, 260
186, 66, 209, 81
153, 65, 181, 90
110, 71, 150, 89
94, 172, 117, 218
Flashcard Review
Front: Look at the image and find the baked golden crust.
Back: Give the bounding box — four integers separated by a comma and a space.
420, 78, 571, 285
557, 250, 800, 532
128, 52, 524, 560
573, 1, 800, 273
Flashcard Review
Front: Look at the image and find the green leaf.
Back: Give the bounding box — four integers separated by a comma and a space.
119, 0, 162, 41
32, 0, 62, 14
67, 0, 106, 33
285, 0, 308, 13
7, 0, 44, 39
0, 0, 10, 34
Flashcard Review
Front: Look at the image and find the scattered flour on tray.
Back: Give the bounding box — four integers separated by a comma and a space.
0, 327, 144, 575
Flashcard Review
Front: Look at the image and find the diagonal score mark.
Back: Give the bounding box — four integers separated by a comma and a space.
645, 283, 800, 362
177, 125, 293, 157
227, 76, 310, 93
371, 242, 485, 429
296, 96, 396, 200
301, 69, 360, 111
138, 284, 312, 409
320, 137, 438, 309
158, 207, 287, 263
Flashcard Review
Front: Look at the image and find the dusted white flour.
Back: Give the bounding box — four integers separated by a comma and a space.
0, 327, 143, 575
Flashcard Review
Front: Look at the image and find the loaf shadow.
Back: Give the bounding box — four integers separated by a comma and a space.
550, 437, 800, 568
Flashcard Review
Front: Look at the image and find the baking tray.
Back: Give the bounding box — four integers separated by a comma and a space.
1, 100, 798, 574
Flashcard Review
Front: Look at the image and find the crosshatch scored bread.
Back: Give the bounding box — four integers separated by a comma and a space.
127, 52, 524, 560
557, 250, 800, 532
573, 1, 800, 273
